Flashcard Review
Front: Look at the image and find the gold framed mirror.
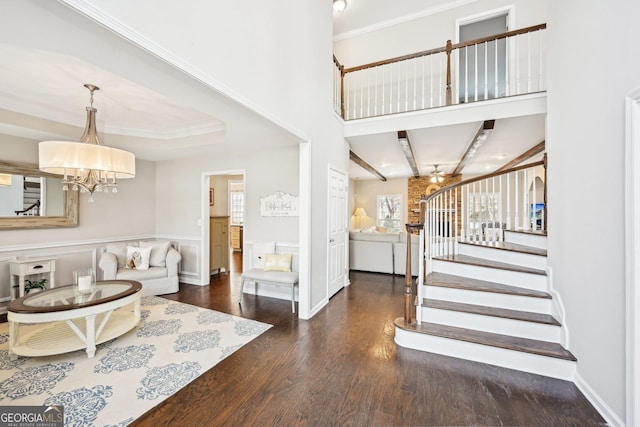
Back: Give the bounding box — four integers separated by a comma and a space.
0, 160, 78, 230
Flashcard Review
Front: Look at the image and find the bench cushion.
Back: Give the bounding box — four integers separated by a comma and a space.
242, 268, 298, 285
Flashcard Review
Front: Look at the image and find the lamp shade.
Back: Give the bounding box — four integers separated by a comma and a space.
353, 207, 367, 216
39, 141, 135, 179
0, 173, 11, 186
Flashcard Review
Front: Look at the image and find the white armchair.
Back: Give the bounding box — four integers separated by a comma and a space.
99, 240, 181, 296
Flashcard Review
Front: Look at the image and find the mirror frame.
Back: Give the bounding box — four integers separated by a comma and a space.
0, 160, 78, 230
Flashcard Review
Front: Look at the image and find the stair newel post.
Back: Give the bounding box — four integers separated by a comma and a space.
445, 40, 453, 106
404, 223, 424, 324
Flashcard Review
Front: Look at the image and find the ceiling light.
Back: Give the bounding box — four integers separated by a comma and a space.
39, 84, 136, 202
430, 164, 445, 183
333, 0, 347, 13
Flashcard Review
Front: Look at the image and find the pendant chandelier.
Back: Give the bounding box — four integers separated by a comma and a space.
39, 84, 135, 202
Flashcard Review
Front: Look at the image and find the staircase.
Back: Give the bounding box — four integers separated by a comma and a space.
396, 229, 576, 381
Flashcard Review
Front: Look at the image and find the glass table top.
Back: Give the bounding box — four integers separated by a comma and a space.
8, 280, 142, 313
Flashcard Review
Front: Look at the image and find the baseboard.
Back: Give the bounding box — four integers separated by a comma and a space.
574, 372, 624, 427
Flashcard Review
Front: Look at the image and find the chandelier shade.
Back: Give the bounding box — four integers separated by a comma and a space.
38, 141, 135, 178
38, 84, 135, 202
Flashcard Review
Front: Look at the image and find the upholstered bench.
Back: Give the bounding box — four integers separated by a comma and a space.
240, 242, 299, 313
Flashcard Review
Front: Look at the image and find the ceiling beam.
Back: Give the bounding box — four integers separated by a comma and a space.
397, 130, 420, 178
495, 140, 546, 172
350, 150, 387, 181
451, 120, 495, 176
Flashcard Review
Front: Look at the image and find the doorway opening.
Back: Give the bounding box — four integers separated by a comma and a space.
202, 170, 245, 285
456, 8, 512, 103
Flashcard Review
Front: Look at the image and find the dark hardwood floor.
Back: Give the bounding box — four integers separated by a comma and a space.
131, 252, 605, 427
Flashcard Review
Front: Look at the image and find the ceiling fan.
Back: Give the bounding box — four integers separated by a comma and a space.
429, 165, 445, 183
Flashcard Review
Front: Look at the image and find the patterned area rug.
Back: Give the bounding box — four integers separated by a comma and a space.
0, 296, 271, 426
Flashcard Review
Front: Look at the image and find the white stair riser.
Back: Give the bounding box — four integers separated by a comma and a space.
420, 307, 562, 343
432, 260, 547, 291
458, 244, 547, 270
395, 328, 576, 381
424, 285, 553, 314
504, 231, 547, 249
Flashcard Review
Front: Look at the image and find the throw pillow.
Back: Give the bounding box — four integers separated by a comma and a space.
263, 253, 292, 272
126, 245, 152, 270
139, 240, 171, 267
106, 242, 128, 269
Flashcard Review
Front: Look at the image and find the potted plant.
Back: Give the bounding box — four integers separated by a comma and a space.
24, 278, 47, 294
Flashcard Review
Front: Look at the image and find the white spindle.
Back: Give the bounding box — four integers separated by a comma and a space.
499, 174, 503, 241
484, 41, 489, 100
474, 44, 478, 102
430, 55, 434, 108
422, 56, 425, 110
413, 58, 417, 112
514, 170, 519, 230
505, 36, 511, 97
454, 187, 459, 246
539, 30, 544, 91
366, 67, 371, 118
527, 32, 532, 94
494, 40, 499, 99
464, 47, 469, 103
359, 71, 363, 119
516, 35, 521, 95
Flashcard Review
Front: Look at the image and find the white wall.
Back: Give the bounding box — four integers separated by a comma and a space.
64, 0, 347, 317
547, 0, 640, 423
352, 178, 409, 230
334, 0, 549, 67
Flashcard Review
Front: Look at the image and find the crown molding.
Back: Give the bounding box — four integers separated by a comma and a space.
333, 0, 481, 42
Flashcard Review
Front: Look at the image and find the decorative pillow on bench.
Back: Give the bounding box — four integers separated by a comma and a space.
263, 253, 292, 272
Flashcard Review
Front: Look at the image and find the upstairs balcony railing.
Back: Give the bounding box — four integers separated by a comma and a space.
402, 159, 546, 325
334, 23, 546, 120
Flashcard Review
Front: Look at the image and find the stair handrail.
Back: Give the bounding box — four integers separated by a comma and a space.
402, 159, 546, 325
334, 23, 547, 120
15, 199, 40, 216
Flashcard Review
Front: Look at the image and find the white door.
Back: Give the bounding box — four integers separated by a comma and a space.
328, 168, 348, 298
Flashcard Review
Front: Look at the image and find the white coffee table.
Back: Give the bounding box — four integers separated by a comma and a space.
7, 280, 142, 359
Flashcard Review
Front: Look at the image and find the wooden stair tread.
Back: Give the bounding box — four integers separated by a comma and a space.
426, 272, 551, 298
423, 299, 560, 326
460, 240, 547, 257
433, 254, 546, 276
394, 319, 576, 361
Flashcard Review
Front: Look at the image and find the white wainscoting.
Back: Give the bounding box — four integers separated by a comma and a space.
0, 235, 203, 313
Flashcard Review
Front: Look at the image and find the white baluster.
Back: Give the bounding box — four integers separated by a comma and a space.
494, 39, 499, 99
484, 41, 489, 100
474, 44, 478, 102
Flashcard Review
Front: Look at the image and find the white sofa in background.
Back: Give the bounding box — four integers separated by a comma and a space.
349, 231, 419, 276
99, 240, 181, 296
392, 232, 420, 277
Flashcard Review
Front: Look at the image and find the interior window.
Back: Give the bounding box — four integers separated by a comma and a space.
376, 195, 402, 233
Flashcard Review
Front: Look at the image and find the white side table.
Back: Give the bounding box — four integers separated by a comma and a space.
10, 257, 56, 300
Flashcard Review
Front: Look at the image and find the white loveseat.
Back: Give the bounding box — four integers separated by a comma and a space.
98, 240, 181, 296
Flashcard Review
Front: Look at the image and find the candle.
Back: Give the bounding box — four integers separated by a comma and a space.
78, 276, 92, 293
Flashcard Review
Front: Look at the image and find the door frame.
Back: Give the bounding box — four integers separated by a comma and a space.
326, 165, 349, 299
625, 88, 640, 427
200, 169, 245, 285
